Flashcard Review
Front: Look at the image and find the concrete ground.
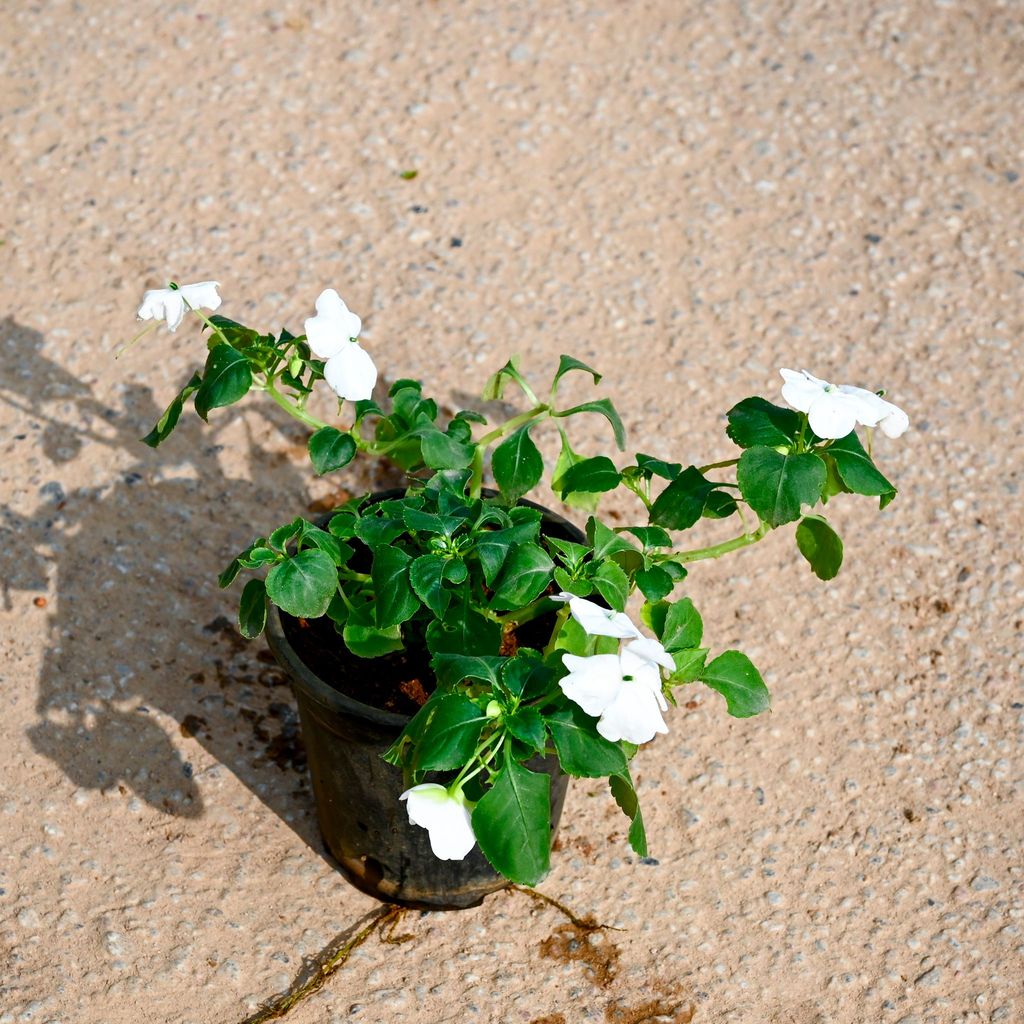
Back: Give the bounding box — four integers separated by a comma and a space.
1, 2, 1022, 1022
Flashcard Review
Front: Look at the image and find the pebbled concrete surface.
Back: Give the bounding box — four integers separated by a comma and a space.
1, 2, 1022, 1022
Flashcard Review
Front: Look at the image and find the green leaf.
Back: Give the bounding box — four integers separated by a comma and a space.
635, 565, 673, 601
620, 525, 673, 549
409, 554, 451, 617
372, 547, 420, 628
552, 353, 602, 391
238, 578, 267, 639
551, 431, 601, 513
505, 706, 546, 751
701, 650, 771, 718
475, 523, 536, 588
492, 425, 544, 502
431, 653, 504, 688
736, 447, 826, 527
649, 466, 715, 531
591, 560, 630, 611
587, 517, 636, 560
268, 518, 304, 552
703, 489, 738, 520
661, 597, 703, 651
425, 592, 502, 657
634, 453, 682, 481
546, 705, 628, 777
726, 397, 801, 449
795, 514, 844, 581
555, 397, 626, 450
501, 653, 548, 698
418, 424, 475, 470
354, 515, 407, 549
490, 544, 555, 611
666, 647, 708, 685
308, 427, 357, 475
557, 456, 621, 496
827, 431, 897, 506
194, 343, 252, 421
265, 549, 337, 619
141, 371, 203, 447
413, 695, 489, 772
342, 619, 404, 658
472, 753, 551, 885
609, 771, 648, 857
481, 357, 524, 401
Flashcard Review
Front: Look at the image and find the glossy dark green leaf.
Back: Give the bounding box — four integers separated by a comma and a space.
557, 456, 621, 496
418, 425, 475, 470
649, 466, 715, 531
409, 553, 451, 617
308, 426, 357, 475
505, 706, 546, 751
472, 754, 551, 885
546, 705, 627, 777
141, 371, 203, 447
609, 771, 648, 857
372, 547, 420, 628
194, 343, 252, 421
342, 619, 404, 658
827, 431, 897, 506
238, 578, 267, 639
490, 544, 554, 611
265, 549, 337, 618
620, 525, 673, 549
425, 592, 502, 657
634, 453, 683, 481
552, 354, 602, 390
492, 425, 544, 502
354, 515, 407, 549
474, 520, 540, 587
736, 447, 826, 528
635, 565, 674, 602
726, 397, 802, 449
431, 653, 504, 688
702, 489, 738, 519
551, 430, 601, 514
661, 597, 703, 651
591, 559, 629, 612
795, 514, 844, 581
587, 517, 636, 561
555, 397, 626, 450
413, 695, 489, 772
701, 650, 771, 718
666, 647, 707, 685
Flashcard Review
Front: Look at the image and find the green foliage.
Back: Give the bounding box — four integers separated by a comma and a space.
737, 448, 826, 527
134, 297, 904, 886
795, 515, 844, 580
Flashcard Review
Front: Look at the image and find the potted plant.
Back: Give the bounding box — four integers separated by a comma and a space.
129, 280, 908, 908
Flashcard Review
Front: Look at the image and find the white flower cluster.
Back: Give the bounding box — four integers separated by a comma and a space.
136, 282, 377, 402
779, 368, 908, 440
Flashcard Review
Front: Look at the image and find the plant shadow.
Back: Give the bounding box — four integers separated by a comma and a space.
0, 315, 369, 856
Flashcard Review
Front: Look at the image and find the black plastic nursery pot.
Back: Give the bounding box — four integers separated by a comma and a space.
264, 493, 582, 910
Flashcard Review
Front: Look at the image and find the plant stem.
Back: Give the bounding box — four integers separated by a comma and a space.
496, 594, 558, 627
187, 303, 230, 347
265, 382, 329, 430
663, 521, 771, 564
697, 457, 739, 473
541, 605, 571, 658
476, 405, 549, 449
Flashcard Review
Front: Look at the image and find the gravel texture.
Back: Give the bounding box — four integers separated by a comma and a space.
1, 2, 1022, 1023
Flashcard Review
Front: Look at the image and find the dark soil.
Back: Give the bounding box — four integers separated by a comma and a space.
281, 606, 558, 718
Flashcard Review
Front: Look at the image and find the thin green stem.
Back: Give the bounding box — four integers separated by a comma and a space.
476, 405, 549, 449
452, 730, 503, 789
697, 457, 739, 473
662, 521, 771, 564
542, 604, 571, 659
496, 594, 558, 627
186, 301, 230, 347
265, 382, 329, 430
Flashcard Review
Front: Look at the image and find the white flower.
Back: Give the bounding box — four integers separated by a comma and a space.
304, 288, 377, 401
399, 783, 477, 860
622, 636, 676, 672
780, 368, 909, 440
552, 592, 642, 639
560, 644, 671, 745
137, 281, 222, 332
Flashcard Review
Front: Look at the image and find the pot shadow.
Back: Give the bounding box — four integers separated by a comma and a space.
0, 316, 368, 855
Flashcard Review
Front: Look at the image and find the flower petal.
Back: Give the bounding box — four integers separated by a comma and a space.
400, 784, 476, 861
178, 280, 222, 314
876, 403, 909, 438
595, 683, 669, 744
779, 367, 826, 413
560, 653, 626, 716
623, 636, 675, 673
565, 596, 641, 639
137, 288, 187, 331
806, 392, 859, 439
305, 288, 362, 359
323, 343, 378, 401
